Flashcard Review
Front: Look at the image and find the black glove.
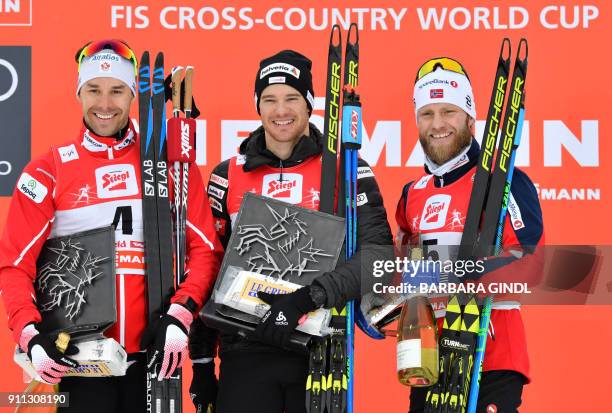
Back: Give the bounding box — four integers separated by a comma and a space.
163, 74, 201, 118
190, 361, 218, 413
253, 286, 318, 348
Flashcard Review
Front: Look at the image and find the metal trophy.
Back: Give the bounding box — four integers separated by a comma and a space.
201, 192, 345, 352
14, 225, 127, 379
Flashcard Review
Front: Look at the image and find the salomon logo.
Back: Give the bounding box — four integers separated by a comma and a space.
275, 312, 288, 326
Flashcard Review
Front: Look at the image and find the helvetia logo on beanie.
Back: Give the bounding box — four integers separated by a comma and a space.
260, 63, 300, 79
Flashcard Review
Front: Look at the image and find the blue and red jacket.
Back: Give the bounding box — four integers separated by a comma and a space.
395, 139, 544, 381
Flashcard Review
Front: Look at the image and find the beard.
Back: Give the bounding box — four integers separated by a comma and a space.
419, 119, 473, 165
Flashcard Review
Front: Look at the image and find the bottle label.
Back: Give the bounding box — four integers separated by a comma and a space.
397, 339, 422, 371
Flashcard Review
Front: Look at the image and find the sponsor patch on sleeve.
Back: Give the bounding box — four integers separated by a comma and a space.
209, 197, 224, 213
210, 173, 229, 188
208, 185, 226, 200
17, 172, 48, 204
357, 166, 375, 180
508, 192, 525, 230
356, 192, 369, 207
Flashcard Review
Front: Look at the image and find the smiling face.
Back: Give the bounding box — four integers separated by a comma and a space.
417, 102, 474, 165
259, 83, 310, 146
78, 77, 133, 136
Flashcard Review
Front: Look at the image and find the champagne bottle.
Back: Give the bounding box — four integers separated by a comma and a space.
16, 332, 70, 413
397, 248, 439, 387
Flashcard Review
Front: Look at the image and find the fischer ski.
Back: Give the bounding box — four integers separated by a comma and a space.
423, 37, 529, 413
457, 39, 512, 261
306, 22, 361, 413
466, 38, 528, 413
306, 26, 343, 413
319, 24, 342, 216
424, 294, 480, 413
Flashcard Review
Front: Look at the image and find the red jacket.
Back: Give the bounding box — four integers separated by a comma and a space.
0, 122, 222, 353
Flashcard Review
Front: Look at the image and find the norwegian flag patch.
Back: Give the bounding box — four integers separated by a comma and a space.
430, 89, 444, 99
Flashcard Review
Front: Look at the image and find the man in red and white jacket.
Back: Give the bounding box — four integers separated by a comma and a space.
0, 40, 221, 412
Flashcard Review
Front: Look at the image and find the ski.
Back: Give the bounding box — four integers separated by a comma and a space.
151, 54, 175, 310
457, 39, 512, 261
140, 51, 182, 413
475, 38, 528, 258
306, 336, 328, 413
424, 294, 480, 413
319, 24, 342, 215
139, 50, 166, 413
466, 38, 528, 413
308, 22, 340, 413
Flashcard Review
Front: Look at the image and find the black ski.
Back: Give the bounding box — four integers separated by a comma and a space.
466, 38, 528, 413
475, 39, 528, 258
319, 25, 343, 215
139, 50, 165, 413
457, 39, 512, 261
140, 51, 182, 413
306, 23, 343, 413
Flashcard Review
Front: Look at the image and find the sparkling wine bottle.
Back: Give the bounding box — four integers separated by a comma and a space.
397, 248, 439, 387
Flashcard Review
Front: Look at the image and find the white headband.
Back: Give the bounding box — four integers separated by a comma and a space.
76, 50, 136, 96
413, 69, 476, 119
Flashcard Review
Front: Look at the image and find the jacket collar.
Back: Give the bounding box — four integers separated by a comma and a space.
239, 123, 323, 171
80, 120, 136, 159
424, 138, 480, 187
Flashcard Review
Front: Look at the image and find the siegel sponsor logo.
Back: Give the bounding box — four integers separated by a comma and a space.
95, 164, 138, 198
420, 194, 451, 230
262, 173, 303, 204
103, 170, 130, 191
